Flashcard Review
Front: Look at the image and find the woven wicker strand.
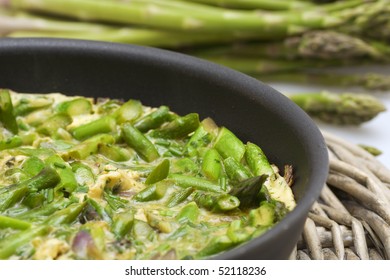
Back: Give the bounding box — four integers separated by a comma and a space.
293, 131, 390, 260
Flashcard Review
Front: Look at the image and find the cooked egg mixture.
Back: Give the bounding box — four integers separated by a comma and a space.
0, 90, 295, 260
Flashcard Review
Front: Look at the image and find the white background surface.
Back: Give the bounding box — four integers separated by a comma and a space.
268, 69, 390, 169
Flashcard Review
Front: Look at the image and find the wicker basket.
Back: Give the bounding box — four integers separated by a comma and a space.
291, 131, 390, 260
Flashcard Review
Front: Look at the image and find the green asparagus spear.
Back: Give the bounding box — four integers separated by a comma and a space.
112, 211, 134, 238
0, 225, 49, 259
70, 162, 95, 189
0, 89, 18, 134
145, 159, 170, 185
166, 187, 194, 208
13, 95, 53, 116
66, 133, 115, 160
260, 72, 390, 92
179, 0, 313, 10
6, 0, 369, 36
0, 215, 31, 230
223, 156, 252, 183
71, 115, 117, 140
0, 167, 60, 211
56, 97, 92, 115
289, 91, 387, 125
245, 142, 274, 176
229, 175, 268, 209
21, 156, 45, 177
192, 31, 388, 61
176, 201, 199, 223
45, 154, 78, 194
16, 198, 72, 221
133, 182, 169, 202
145, 211, 172, 233
150, 113, 200, 139
113, 99, 142, 124
45, 201, 87, 225
134, 106, 171, 132
121, 122, 160, 162
201, 148, 223, 182
213, 127, 245, 162
0, 135, 23, 151
170, 158, 199, 175
168, 174, 222, 193
131, 219, 156, 242
185, 118, 217, 157
196, 235, 235, 258
35, 113, 72, 136
98, 143, 133, 162
193, 191, 240, 212
22, 192, 45, 208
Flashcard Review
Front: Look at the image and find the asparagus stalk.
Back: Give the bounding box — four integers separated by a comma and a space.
260, 72, 390, 91
71, 116, 116, 141
213, 127, 245, 162
145, 159, 170, 185
0, 225, 49, 259
290, 91, 387, 125
0, 167, 60, 211
336, 1, 390, 42
0, 89, 18, 134
176, 0, 313, 10
0, 215, 31, 230
176, 201, 199, 223
134, 106, 171, 133
193, 190, 240, 212
191, 31, 390, 61
150, 113, 200, 139
166, 187, 194, 207
0, 135, 23, 151
193, 54, 353, 75
4, 0, 373, 37
223, 157, 252, 183
121, 123, 160, 162
0, 9, 111, 35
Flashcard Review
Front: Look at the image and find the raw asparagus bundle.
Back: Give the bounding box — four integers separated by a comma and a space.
1, 0, 389, 122
289, 91, 387, 125
0, 89, 296, 260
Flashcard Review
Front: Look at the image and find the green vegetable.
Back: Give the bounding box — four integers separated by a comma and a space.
113, 99, 142, 124
0, 215, 31, 230
0, 167, 60, 211
176, 201, 200, 223
0, 89, 19, 134
151, 113, 200, 139
166, 187, 194, 208
214, 127, 245, 162
112, 211, 134, 238
0, 90, 295, 260
0, 225, 49, 259
290, 91, 387, 125
71, 116, 117, 140
169, 174, 222, 193
134, 182, 169, 202
193, 191, 240, 212
121, 122, 160, 162
229, 175, 268, 209
201, 148, 223, 181
145, 159, 170, 185
223, 156, 252, 183
36, 113, 72, 136
56, 97, 92, 115
134, 106, 171, 132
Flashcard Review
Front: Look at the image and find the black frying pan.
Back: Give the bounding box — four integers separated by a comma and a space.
0, 38, 328, 259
